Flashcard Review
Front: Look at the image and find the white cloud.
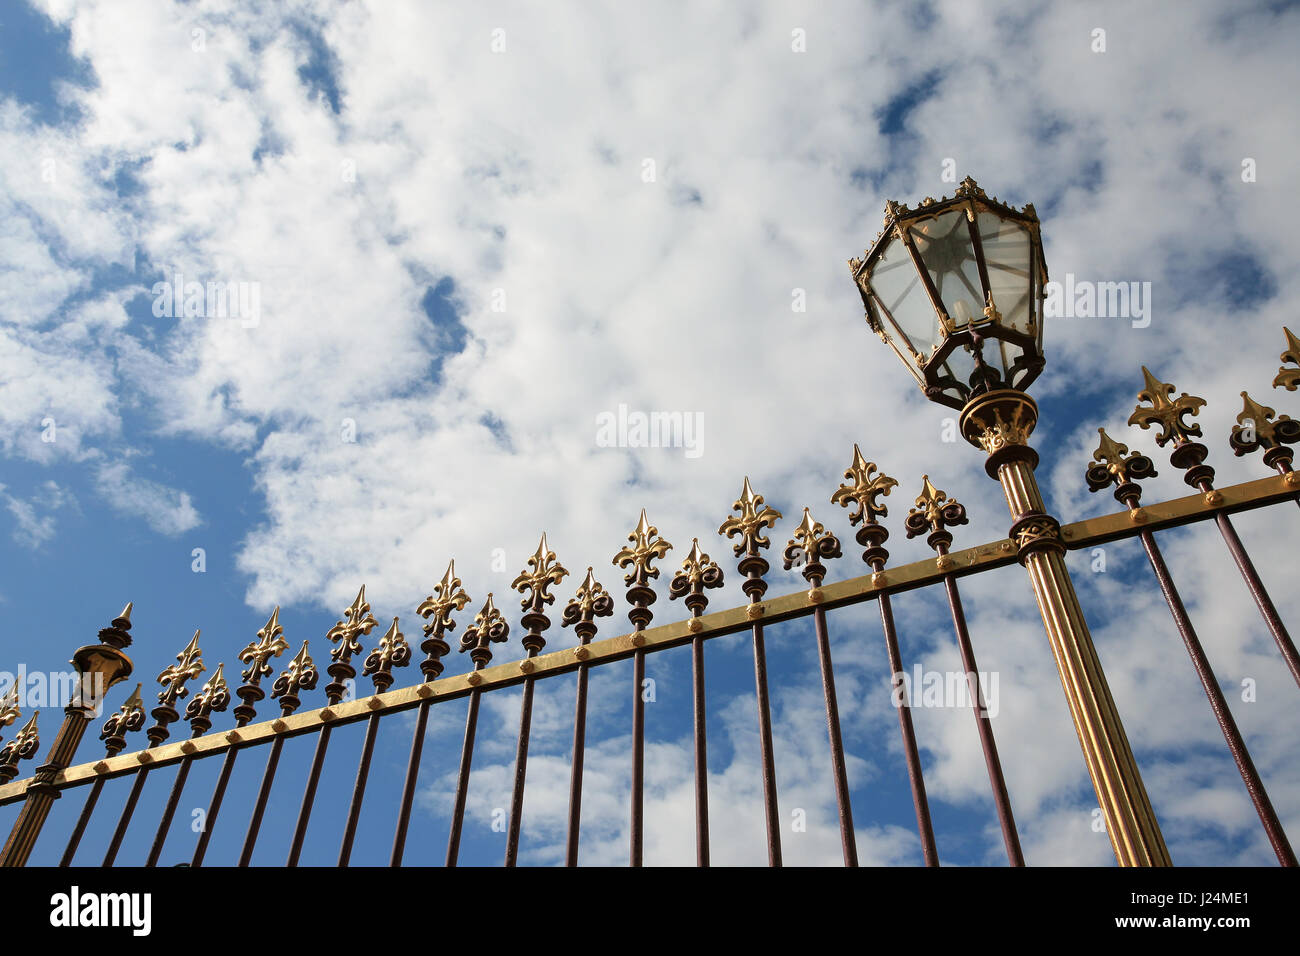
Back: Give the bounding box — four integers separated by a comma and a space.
6, 0, 1300, 864
93, 459, 201, 534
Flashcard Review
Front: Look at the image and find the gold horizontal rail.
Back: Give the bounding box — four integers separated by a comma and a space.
1, 470, 1292, 806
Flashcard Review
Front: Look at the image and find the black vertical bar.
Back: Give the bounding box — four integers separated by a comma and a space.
691, 634, 710, 867
564, 662, 591, 866
390, 699, 431, 867
102, 767, 150, 866
1138, 525, 1296, 865
878, 591, 939, 865
286, 724, 333, 866
144, 757, 193, 866
446, 688, 482, 867
59, 776, 106, 866
239, 735, 286, 866
943, 573, 1024, 866
505, 676, 537, 866
812, 606, 857, 866
631, 648, 645, 866
751, 623, 782, 866
338, 713, 381, 866
191, 747, 238, 866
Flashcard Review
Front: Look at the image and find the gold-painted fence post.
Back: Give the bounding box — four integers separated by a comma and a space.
960, 391, 1172, 866
0, 604, 135, 867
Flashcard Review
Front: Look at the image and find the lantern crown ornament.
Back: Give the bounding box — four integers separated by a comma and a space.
849, 176, 1048, 409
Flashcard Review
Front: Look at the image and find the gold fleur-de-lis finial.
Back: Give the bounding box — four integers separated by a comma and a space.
0, 713, 38, 780
157, 630, 205, 709
272, 641, 319, 713
512, 533, 569, 612
418, 560, 471, 639
668, 540, 725, 628
328, 585, 380, 664
561, 567, 616, 641
239, 607, 288, 685
185, 663, 231, 733
514, 534, 569, 654
783, 507, 843, 581
614, 509, 673, 587
1274, 326, 1300, 391
100, 683, 145, 754
1127, 366, 1207, 447
1085, 427, 1158, 494
0, 686, 19, 732
460, 594, 510, 668
719, 477, 783, 557
913, 476, 947, 525
416, 560, 469, 681
831, 444, 898, 526
363, 618, 411, 692
905, 475, 969, 540
1230, 390, 1300, 460
675, 539, 723, 590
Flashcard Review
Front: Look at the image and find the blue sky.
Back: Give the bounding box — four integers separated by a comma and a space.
1, 0, 1299, 866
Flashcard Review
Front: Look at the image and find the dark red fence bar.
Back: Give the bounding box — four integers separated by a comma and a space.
1089, 429, 1296, 866
720, 480, 785, 867
833, 446, 940, 865
446, 594, 509, 867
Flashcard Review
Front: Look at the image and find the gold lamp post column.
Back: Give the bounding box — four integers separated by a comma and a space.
960, 391, 1170, 865
0, 604, 135, 867
849, 177, 1170, 866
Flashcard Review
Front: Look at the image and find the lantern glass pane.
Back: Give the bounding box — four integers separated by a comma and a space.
868, 234, 943, 360
979, 212, 1033, 335
910, 210, 982, 329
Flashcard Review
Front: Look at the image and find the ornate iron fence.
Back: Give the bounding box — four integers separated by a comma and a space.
1, 332, 1299, 868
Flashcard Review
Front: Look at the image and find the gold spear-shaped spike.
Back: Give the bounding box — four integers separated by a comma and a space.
1128, 366, 1207, 446
117, 602, 133, 624
1274, 327, 1300, 391
121, 683, 144, 713
157, 630, 205, 707
614, 509, 673, 586
719, 477, 782, 556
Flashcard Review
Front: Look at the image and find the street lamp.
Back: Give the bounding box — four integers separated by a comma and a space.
850, 176, 1046, 408
850, 177, 1172, 867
